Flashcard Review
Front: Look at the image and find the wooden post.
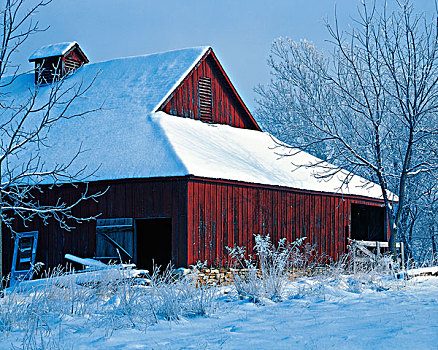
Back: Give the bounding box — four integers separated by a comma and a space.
352, 241, 356, 274
400, 242, 405, 268
376, 241, 380, 261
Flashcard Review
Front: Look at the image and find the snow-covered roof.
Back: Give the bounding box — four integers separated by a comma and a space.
155, 112, 390, 199
29, 41, 78, 61
6, 46, 392, 200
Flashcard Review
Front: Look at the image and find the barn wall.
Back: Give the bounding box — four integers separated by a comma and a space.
2, 176, 387, 274
186, 177, 385, 266
161, 53, 258, 130
2, 178, 188, 275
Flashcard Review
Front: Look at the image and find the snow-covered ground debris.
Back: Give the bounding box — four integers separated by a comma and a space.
1, 269, 437, 349
406, 266, 438, 277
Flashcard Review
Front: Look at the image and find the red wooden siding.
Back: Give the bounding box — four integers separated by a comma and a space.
3, 176, 387, 274
186, 177, 385, 266
160, 50, 260, 131
2, 178, 188, 275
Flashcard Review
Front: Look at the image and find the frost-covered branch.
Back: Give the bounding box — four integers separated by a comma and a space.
256, 0, 438, 257
0, 0, 103, 255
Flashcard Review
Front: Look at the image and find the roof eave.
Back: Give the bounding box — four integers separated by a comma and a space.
28, 54, 62, 62
28, 42, 89, 63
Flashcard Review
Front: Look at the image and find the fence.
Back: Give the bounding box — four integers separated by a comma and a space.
348, 239, 405, 270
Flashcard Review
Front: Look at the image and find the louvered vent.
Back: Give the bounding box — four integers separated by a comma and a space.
64, 57, 82, 72
198, 76, 213, 122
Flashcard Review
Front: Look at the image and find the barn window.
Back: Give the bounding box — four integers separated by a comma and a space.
198, 76, 213, 122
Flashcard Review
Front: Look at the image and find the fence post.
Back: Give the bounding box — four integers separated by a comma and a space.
352, 242, 356, 274
400, 242, 405, 268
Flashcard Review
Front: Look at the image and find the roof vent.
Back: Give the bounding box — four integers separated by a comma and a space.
29, 42, 89, 84
198, 76, 213, 122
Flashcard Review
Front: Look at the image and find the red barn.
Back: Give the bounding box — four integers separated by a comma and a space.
2, 43, 392, 275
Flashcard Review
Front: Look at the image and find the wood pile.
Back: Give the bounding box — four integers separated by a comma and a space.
194, 268, 237, 286
180, 267, 323, 286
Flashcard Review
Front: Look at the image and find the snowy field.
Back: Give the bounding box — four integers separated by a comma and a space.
1, 273, 437, 350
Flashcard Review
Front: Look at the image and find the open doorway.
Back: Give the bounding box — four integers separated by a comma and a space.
135, 218, 172, 272
351, 204, 385, 241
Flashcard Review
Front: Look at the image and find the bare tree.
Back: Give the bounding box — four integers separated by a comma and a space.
410, 177, 438, 263
0, 0, 103, 278
256, 0, 438, 257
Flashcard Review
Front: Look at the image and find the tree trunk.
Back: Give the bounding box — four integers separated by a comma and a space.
0, 164, 2, 282
0, 212, 2, 282
388, 214, 397, 258
432, 227, 437, 264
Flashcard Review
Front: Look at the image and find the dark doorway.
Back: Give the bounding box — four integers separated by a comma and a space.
351, 204, 384, 241
135, 218, 172, 272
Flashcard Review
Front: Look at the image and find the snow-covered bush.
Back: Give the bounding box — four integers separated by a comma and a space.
185, 262, 218, 316
0, 277, 25, 333
318, 246, 404, 293
97, 266, 152, 331
0, 262, 220, 347
1, 266, 98, 349
0, 265, 154, 348
147, 265, 186, 320
289, 241, 331, 273
226, 246, 260, 302
147, 263, 217, 320
227, 234, 305, 302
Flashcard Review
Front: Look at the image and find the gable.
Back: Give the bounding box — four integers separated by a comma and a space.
158, 49, 261, 131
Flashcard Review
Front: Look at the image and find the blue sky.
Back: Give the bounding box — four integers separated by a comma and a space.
17, 0, 433, 112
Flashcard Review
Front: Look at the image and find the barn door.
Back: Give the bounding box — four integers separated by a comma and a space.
351, 204, 384, 242
135, 218, 172, 272
10, 231, 38, 287
95, 218, 135, 263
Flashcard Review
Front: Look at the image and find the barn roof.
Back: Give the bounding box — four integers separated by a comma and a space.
5, 46, 393, 200
155, 112, 389, 199
29, 41, 78, 60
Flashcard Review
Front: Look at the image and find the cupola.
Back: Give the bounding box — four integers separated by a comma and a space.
29, 42, 89, 84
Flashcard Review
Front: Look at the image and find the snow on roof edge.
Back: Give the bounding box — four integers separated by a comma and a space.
190, 174, 394, 202
53, 45, 210, 83
29, 41, 78, 61
74, 172, 396, 203
264, 134, 399, 202
151, 46, 210, 112
153, 111, 398, 202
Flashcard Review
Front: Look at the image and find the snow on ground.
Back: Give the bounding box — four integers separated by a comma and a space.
2, 276, 437, 349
